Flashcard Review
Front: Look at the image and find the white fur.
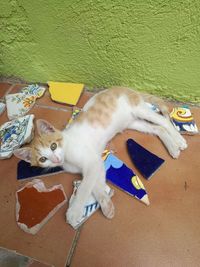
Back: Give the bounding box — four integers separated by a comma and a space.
54, 92, 187, 226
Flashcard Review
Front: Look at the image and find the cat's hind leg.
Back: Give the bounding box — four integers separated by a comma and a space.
128, 119, 181, 158
134, 105, 187, 152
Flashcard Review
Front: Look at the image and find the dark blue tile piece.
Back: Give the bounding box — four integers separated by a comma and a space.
17, 160, 64, 180
127, 139, 164, 180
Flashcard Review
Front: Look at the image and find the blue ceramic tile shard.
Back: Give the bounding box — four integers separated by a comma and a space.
127, 139, 164, 180
103, 151, 149, 205
17, 160, 64, 180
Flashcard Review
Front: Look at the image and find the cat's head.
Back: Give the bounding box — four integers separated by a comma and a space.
14, 120, 64, 168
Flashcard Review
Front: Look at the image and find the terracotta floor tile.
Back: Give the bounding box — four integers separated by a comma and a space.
0, 82, 12, 98
1, 85, 200, 267
7, 83, 27, 94
0, 247, 52, 267
36, 89, 72, 111
28, 106, 72, 131
70, 106, 200, 267
76, 91, 94, 108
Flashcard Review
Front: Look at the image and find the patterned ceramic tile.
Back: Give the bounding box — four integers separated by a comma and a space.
0, 114, 34, 159
21, 84, 46, 98
170, 106, 198, 134
0, 102, 6, 115
67, 180, 113, 229
5, 85, 46, 120
6, 93, 37, 120
103, 150, 150, 205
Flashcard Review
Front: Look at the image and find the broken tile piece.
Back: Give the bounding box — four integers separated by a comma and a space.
16, 179, 67, 234
48, 82, 84, 106
0, 102, 6, 115
5, 84, 46, 120
6, 93, 37, 120
67, 107, 82, 125
103, 150, 150, 205
170, 106, 198, 134
0, 114, 34, 159
127, 139, 165, 180
20, 84, 46, 98
145, 102, 160, 113
17, 160, 64, 180
67, 180, 113, 229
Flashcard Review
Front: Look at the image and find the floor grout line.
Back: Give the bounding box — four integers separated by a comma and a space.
65, 226, 83, 267
35, 103, 72, 112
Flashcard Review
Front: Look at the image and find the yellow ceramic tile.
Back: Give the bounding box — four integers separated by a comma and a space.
48, 82, 84, 105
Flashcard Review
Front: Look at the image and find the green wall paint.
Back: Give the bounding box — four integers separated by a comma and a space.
1, 0, 200, 103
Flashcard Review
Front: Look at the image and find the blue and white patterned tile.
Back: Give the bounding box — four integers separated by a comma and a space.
67, 180, 113, 229
0, 114, 34, 159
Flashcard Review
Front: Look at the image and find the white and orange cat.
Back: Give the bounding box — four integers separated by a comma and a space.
14, 87, 187, 225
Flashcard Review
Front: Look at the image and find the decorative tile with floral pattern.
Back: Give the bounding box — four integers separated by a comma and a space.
21, 84, 46, 98
5, 84, 46, 120
0, 102, 6, 115
0, 114, 34, 159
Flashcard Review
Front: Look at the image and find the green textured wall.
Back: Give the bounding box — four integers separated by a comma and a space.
0, 0, 200, 103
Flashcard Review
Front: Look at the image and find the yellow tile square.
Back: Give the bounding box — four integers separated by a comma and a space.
48, 82, 84, 105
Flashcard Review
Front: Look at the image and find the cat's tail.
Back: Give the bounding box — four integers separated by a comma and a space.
141, 93, 169, 119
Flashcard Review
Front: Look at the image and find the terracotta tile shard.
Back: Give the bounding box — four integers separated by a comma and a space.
16, 179, 67, 234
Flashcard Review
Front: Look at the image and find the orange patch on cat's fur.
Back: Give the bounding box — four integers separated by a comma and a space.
75, 87, 141, 127
30, 131, 63, 166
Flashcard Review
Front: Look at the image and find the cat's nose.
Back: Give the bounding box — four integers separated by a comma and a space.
51, 155, 61, 164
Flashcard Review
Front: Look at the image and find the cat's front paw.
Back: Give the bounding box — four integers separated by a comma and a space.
66, 206, 82, 227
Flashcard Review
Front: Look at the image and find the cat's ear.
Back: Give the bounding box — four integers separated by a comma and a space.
13, 147, 32, 163
36, 119, 56, 136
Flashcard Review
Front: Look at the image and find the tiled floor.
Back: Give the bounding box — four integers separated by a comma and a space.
0, 83, 200, 267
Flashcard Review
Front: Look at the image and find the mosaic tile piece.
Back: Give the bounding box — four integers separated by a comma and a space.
48, 82, 84, 105
17, 160, 64, 180
103, 150, 150, 205
0, 102, 6, 115
170, 106, 198, 134
16, 179, 67, 234
127, 139, 165, 180
21, 84, 46, 98
67, 180, 113, 229
67, 107, 82, 125
5, 84, 46, 120
6, 93, 37, 120
0, 114, 34, 159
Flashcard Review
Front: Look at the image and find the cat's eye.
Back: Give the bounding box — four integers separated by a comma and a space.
50, 142, 57, 151
39, 156, 47, 163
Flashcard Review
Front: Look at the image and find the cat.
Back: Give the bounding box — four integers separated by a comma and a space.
14, 87, 187, 226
